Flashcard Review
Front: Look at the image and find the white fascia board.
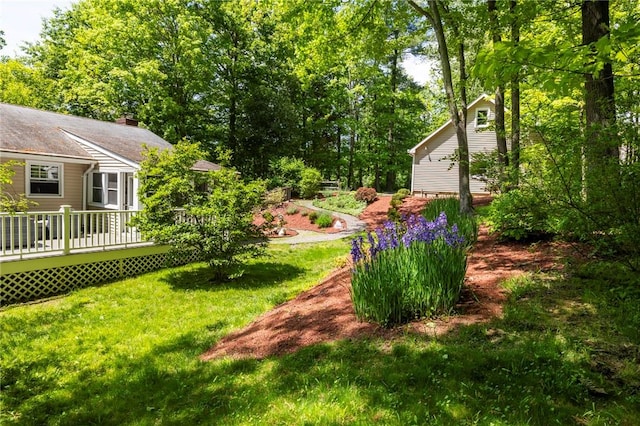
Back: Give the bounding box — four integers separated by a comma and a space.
61, 129, 140, 170
0, 149, 94, 164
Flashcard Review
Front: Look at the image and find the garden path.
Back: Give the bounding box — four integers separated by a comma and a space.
202, 195, 572, 361
267, 199, 367, 245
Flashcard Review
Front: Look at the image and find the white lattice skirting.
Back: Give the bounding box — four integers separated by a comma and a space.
1, 246, 200, 305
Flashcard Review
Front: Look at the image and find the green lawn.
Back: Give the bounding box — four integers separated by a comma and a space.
1, 240, 639, 425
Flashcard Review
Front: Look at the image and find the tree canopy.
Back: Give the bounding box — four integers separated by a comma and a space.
1, 0, 639, 259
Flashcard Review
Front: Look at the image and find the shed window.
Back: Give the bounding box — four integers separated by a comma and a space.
475, 108, 489, 128
27, 162, 62, 196
91, 172, 118, 206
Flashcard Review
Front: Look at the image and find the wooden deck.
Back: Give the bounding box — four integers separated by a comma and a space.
1, 231, 151, 262
1, 207, 148, 261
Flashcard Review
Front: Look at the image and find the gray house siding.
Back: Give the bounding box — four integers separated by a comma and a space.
410, 97, 497, 195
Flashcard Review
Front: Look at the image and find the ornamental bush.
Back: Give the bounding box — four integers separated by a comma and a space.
350, 213, 467, 327
134, 141, 267, 281
299, 167, 322, 199
395, 188, 411, 199
486, 189, 554, 241
314, 212, 334, 228
355, 187, 377, 204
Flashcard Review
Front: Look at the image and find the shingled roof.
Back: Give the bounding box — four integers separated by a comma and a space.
0, 103, 171, 162
0, 103, 221, 171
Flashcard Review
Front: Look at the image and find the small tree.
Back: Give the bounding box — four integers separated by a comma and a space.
0, 161, 37, 213
134, 141, 267, 281
299, 167, 322, 199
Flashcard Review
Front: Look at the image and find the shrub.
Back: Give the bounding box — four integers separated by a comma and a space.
300, 209, 309, 217
355, 187, 377, 204
388, 189, 411, 222
262, 211, 275, 223
308, 211, 318, 223
387, 206, 400, 222
350, 214, 467, 327
134, 141, 266, 281
268, 157, 306, 195
263, 188, 286, 209
286, 206, 299, 215
422, 197, 478, 245
390, 197, 403, 209
315, 212, 334, 228
395, 188, 411, 199
300, 167, 322, 199
486, 189, 554, 241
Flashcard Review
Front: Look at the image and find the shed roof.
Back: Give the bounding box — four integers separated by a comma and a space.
408, 94, 494, 156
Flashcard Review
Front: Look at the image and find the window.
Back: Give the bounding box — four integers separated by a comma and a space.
475, 108, 489, 128
91, 172, 118, 206
27, 162, 62, 196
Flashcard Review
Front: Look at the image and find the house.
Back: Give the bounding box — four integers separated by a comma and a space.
408, 94, 497, 195
0, 103, 220, 212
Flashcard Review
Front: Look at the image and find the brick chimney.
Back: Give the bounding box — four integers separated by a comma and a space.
116, 115, 138, 127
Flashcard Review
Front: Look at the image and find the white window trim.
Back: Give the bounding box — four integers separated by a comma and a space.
89, 172, 119, 208
26, 161, 64, 198
475, 108, 490, 128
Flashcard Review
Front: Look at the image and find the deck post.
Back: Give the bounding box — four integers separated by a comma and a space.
61, 205, 72, 255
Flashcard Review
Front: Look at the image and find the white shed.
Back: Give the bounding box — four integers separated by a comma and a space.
408, 94, 497, 195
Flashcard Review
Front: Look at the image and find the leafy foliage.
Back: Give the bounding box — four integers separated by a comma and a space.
0, 161, 37, 213
268, 157, 307, 194
314, 212, 334, 228
470, 149, 508, 194
133, 141, 266, 280
354, 187, 377, 204
486, 189, 555, 241
268, 157, 322, 199
299, 167, 322, 199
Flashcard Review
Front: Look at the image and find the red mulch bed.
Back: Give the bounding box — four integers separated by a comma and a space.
254, 202, 346, 237
201, 195, 572, 361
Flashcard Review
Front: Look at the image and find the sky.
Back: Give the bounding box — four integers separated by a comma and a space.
0, 0, 432, 85
0, 0, 75, 56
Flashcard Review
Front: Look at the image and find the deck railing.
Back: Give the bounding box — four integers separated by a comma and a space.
1, 206, 146, 260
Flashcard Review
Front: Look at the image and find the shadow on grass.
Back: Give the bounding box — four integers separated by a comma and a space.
161, 261, 305, 292
3, 265, 639, 425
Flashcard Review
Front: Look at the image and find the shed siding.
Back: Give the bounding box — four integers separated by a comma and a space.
412, 100, 497, 195
1, 159, 88, 211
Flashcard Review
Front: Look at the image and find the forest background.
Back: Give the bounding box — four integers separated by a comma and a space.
0, 0, 638, 199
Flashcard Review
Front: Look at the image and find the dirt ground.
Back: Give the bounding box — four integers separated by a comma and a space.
201, 195, 571, 361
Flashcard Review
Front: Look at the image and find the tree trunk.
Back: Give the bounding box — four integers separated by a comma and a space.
385, 41, 399, 192
348, 129, 355, 189
581, 0, 617, 198
336, 126, 342, 183
488, 1, 508, 170
510, 0, 521, 186
407, 0, 473, 213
